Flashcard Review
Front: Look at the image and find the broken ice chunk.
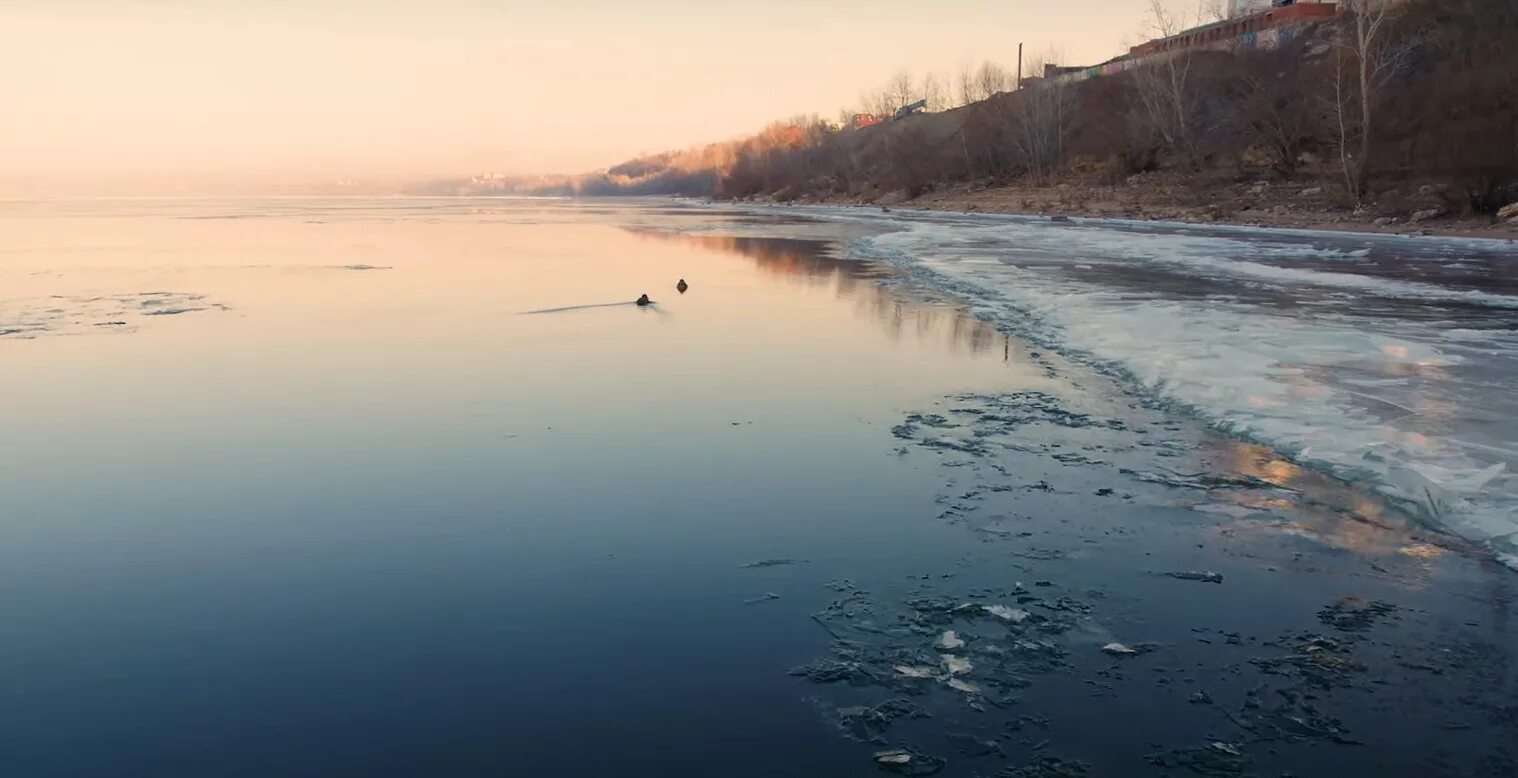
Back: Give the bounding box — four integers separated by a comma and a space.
984, 605, 1031, 623
942, 655, 973, 675
946, 677, 981, 694
934, 630, 965, 651
874, 748, 945, 776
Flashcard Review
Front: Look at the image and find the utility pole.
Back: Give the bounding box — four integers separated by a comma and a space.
1017, 42, 1023, 89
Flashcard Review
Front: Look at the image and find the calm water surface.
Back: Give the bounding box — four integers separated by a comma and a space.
1, 198, 1512, 777
1, 198, 1043, 775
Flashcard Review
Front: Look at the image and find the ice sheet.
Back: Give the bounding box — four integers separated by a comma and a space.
816, 212, 1518, 566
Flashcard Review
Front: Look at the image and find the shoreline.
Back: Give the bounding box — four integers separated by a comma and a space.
742, 177, 1518, 242
712, 195, 1518, 573
750, 210, 1518, 776
781, 243, 1518, 777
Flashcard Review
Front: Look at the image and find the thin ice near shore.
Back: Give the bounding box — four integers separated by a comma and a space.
774, 206, 1518, 569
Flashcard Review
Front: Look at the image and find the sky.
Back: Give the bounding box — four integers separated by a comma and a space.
1, 0, 1157, 195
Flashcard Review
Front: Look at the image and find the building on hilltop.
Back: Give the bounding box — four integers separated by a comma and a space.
1227, 0, 1277, 18
1019, 62, 1103, 89
1020, 0, 1343, 90
1129, 0, 1339, 57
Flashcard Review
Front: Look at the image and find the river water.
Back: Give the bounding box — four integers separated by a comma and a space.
1, 197, 1513, 776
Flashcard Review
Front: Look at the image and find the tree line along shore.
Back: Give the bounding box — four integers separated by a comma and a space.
416, 0, 1517, 237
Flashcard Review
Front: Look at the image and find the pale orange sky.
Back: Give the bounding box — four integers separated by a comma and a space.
1, 0, 1152, 195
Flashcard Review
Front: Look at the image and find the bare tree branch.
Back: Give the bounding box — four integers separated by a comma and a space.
1331, 0, 1420, 203
1012, 49, 1072, 182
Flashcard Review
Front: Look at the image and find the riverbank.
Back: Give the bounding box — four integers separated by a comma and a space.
770, 170, 1518, 241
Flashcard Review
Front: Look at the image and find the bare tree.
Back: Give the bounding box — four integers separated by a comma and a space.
1234, 48, 1322, 177
885, 70, 916, 112
1012, 50, 1072, 182
1142, 0, 1209, 39
956, 61, 977, 106
953, 61, 1013, 105
1331, 0, 1418, 203
975, 62, 1012, 99
920, 72, 948, 111
1132, 0, 1207, 162
861, 88, 895, 120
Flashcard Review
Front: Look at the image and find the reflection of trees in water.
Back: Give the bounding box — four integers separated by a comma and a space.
625, 228, 1006, 358
1207, 439, 1458, 567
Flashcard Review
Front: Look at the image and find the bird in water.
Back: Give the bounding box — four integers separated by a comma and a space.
676, 279, 689, 294
636, 294, 652, 306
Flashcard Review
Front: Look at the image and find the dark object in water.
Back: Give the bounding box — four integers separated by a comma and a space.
676, 279, 689, 293
636, 294, 652, 306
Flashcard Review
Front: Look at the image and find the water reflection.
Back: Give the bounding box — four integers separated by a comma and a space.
625, 228, 1011, 360
634, 224, 1472, 572
632, 223, 1476, 580
1202, 439, 1468, 566
7, 198, 1509, 778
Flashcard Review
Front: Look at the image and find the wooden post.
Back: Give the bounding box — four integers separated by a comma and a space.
1017, 42, 1023, 88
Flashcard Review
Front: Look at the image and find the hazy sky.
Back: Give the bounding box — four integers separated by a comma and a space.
2, 0, 1154, 195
